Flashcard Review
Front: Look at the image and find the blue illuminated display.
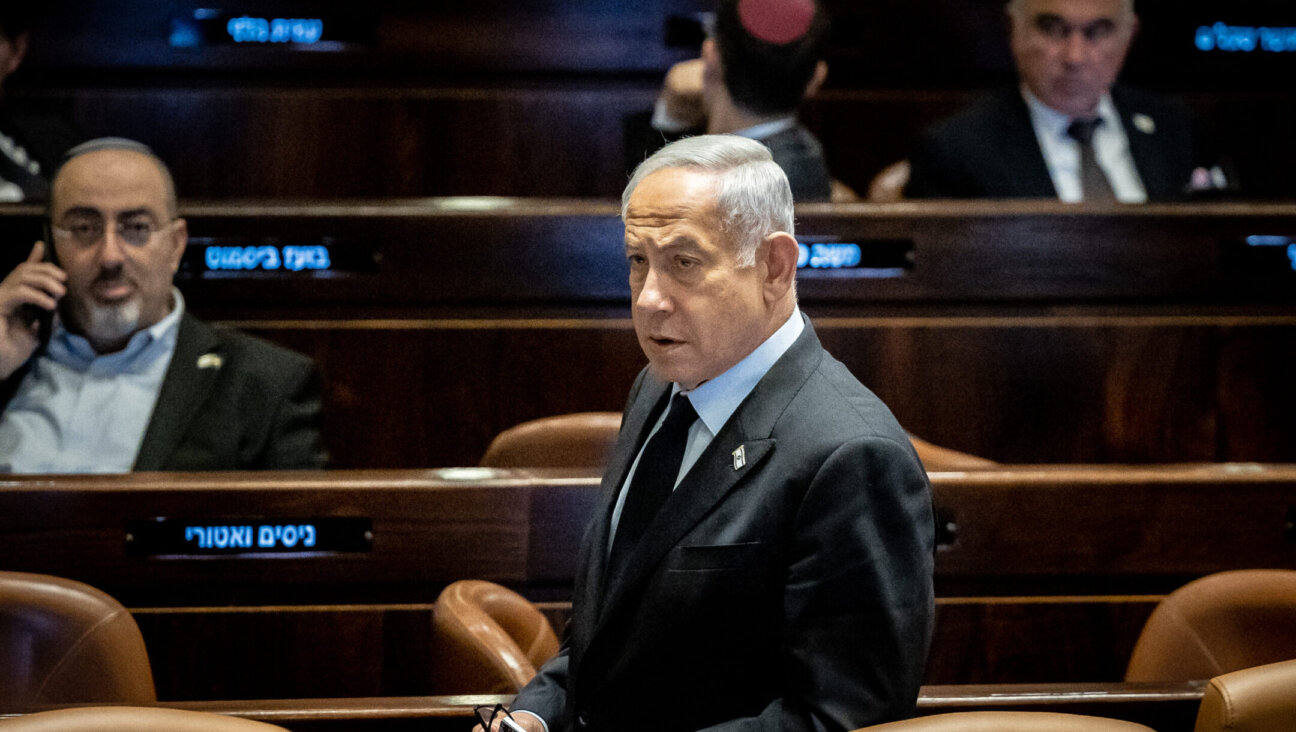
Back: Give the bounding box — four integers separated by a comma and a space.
185, 523, 317, 550
1196, 23, 1296, 52
227, 16, 325, 44
796, 243, 863, 269
204, 245, 332, 272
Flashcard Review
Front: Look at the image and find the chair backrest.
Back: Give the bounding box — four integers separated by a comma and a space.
0, 571, 156, 712
907, 433, 999, 471
857, 711, 1155, 731
867, 160, 911, 203
857, 711, 1156, 731
431, 579, 560, 694
0, 706, 288, 731
479, 412, 621, 469
1194, 658, 1296, 732
1125, 569, 1296, 682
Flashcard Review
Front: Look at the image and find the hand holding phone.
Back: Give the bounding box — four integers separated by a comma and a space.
0, 241, 66, 378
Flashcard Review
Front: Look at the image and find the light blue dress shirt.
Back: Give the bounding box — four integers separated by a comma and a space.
1021, 86, 1148, 203
609, 307, 805, 547
0, 289, 185, 473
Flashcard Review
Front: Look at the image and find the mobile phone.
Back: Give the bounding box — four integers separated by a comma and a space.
17, 222, 58, 340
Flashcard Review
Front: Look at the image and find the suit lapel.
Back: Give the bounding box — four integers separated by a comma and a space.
998, 90, 1058, 198
593, 316, 825, 632
1113, 88, 1168, 199
132, 314, 224, 470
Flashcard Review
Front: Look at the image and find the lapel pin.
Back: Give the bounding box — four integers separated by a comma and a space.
197, 353, 223, 369
1133, 113, 1156, 135
732, 445, 746, 470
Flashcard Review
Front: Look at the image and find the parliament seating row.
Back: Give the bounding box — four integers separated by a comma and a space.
1, 466, 1293, 699
5, 201, 1294, 469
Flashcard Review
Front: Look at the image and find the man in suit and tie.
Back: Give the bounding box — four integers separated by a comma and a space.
905, 0, 1202, 202
491, 135, 934, 732
0, 137, 325, 471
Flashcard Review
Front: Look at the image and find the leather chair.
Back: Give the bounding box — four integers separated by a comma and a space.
431, 579, 560, 694
856, 711, 1155, 731
0, 706, 288, 731
907, 434, 999, 471
480, 412, 621, 469
1125, 569, 1296, 682
867, 160, 911, 203
0, 571, 156, 712
1193, 658, 1296, 732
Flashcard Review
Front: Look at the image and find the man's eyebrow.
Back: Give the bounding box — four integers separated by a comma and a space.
58, 206, 103, 220
115, 208, 158, 221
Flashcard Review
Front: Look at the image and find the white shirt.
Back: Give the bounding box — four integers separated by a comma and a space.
0, 289, 185, 473
1021, 86, 1148, 203
608, 307, 805, 549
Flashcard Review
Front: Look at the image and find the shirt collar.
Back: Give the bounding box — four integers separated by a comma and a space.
732, 116, 797, 142
1021, 85, 1120, 141
678, 306, 804, 436
48, 287, 186, 370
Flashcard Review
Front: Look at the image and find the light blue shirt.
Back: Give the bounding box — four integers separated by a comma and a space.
1021, 86, 1148, 204
609, 307, 805, 547
0, 289, 185, 473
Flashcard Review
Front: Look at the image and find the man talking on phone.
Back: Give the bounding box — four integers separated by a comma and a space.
479, 135, 934, 732
0, 137, 325, 472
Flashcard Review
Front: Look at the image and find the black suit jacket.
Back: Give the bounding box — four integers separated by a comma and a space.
1, 313, 326, 471
513, 317, 935, 732
904, 86, 1198, 201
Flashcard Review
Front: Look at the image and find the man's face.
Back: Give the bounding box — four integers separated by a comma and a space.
624, 167, 771, 390
50, 149, 187, 353
1010, 0, 1137, 117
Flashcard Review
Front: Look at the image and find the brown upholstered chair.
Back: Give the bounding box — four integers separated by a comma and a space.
0, 706, 288, 731
907, 433, 999, 471
856, 711, 1155, 731
1193, 658, 1296, 732
0, 571, 156, 713
1125, 569, 1296, 682
480, 412, 621, 469
866, 160, 911, 203
431, 579, 560, 694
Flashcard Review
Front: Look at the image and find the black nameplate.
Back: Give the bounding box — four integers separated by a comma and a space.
126, 517, 373, 557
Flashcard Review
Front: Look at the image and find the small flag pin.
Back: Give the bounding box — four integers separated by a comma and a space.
1133, 113, 1156, 134
197, 353, 223, 369
732, 445, 746, 470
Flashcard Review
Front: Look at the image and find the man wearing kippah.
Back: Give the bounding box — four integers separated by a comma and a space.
0, 138, 326, 471
906, 0, 1208, 202
628, 0, 835, 202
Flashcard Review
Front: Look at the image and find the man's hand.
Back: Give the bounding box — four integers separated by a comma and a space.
655, 58, 707, 132
0, 241, 66, 379
471, 710, 547, 732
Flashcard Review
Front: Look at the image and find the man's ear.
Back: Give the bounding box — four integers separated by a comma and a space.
167, 218, 188, 275
803, 60, 828, 99
762, 232, 799, 304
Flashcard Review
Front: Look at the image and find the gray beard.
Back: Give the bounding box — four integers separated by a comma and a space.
81, 299, 142, 349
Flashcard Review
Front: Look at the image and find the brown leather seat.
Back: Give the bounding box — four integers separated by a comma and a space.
480, 412, 621, 469
1193, 658, 1296, 732
867, 160, 911, 203
0, 571, 156, 713
856, 711, 1155, 731
1125, 569, 1296, 682
431, 579, 560, 694
0, 706, 288, 731
907, 433, 999, 471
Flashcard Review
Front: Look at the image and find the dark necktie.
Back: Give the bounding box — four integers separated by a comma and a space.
1066, 117, 1116, 204
608, 392, 697, 575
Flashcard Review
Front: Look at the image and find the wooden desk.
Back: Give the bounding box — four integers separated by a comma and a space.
1, 467, 1293, 695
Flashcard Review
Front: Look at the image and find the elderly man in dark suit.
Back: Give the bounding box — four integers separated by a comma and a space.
0, 138, 324, 471
485, 134, 934, 732
906, 0, 1202, 202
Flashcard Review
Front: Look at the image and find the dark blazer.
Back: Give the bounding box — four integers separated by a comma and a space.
904, 86, 1198, 201
1, 313, 326, 471
513, 316, 935, 732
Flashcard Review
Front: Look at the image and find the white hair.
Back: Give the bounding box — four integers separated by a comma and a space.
622, 135, 794, 267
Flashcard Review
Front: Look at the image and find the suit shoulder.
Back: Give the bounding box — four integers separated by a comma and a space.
780, 351, 911, 451
183, 317, 316, 377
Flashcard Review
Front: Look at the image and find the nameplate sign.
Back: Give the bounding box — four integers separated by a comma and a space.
125, 517, 373, 557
